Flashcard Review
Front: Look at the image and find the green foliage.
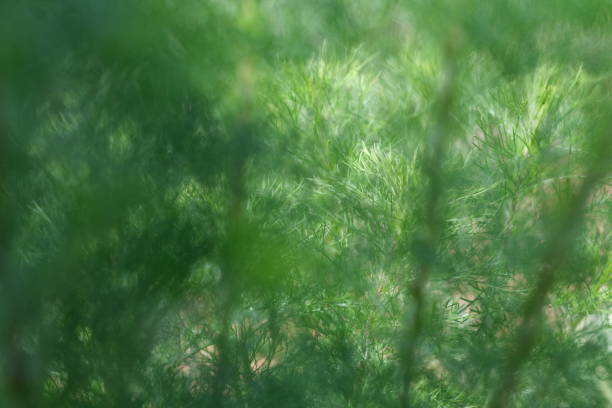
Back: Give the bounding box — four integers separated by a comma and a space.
1, 1, 610, 407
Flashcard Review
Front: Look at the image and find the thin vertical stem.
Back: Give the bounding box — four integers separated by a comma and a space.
399, 39, 459, 408
211, 58, 257, 407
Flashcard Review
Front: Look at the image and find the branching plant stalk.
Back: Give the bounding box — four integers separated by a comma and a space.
486, 154, 612, 408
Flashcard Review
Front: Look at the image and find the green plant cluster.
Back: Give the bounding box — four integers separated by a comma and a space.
0, 1, 610, 407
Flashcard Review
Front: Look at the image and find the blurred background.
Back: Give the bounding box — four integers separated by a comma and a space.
0, 1, 610, 407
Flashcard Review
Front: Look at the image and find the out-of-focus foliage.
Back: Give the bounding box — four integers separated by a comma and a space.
0, 1, 610, 407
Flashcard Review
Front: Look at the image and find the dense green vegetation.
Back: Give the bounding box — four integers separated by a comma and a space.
1, 1, 611, 407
